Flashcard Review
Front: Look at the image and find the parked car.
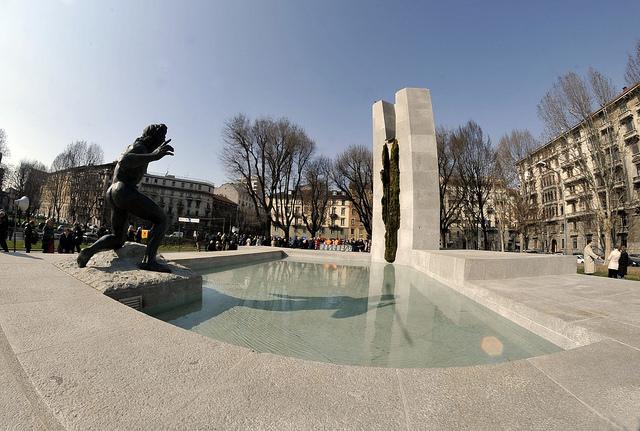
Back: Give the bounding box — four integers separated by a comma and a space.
628, 254, 640, 267
576, 254, 605, 265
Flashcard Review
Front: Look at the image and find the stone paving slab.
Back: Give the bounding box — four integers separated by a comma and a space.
0, 338, 47, 430
16, 318, 250, 430
170, 353, 407, 430
398, 359, 615, 430
529, 340, 640, 430
577, 317, 640, 350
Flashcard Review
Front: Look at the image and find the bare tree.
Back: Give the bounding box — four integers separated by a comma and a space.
47, 141, 105, 222
456, 121, 496, 250
331, 145, 373, 238
625, 40, 640, 86
53, 140, 104, 169
221, 114, 315, 241
0, 129, 10, 190
300, 156, 332, 238
537, 68, 626, 256
9, 160, 48, 218
496, 129, 541, 251
437, 126, 466, 248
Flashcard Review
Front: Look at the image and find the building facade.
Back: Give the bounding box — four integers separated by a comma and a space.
215, 182, 265, 233
139, 173, 237, 235
38, 166, 237, 236
516, 82, 640, 254
270, 190, 368, 240
40, 162, 115, 226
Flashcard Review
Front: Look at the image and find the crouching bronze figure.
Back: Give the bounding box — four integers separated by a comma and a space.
77, 124, 174, 273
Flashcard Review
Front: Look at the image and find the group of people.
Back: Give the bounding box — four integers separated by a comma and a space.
0, 212, 86, 254
583, 240, 631, 279
126, 225, 144, 243
285, 236, 370, 252
188, 231, 371, 254
193, 231, 240, 252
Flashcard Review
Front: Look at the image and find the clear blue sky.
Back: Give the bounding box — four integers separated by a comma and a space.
1, 0, 639, 185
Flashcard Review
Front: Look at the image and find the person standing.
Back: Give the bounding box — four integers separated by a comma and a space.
24, 220, 36, 253
126, 225, 136, 242
0, 210, 9, 252
73, 223, 84, 253
58, 228, 75, 253
606, 245, 622, 279
583, 240, 600, 275
42, 219, 55, 253
618, 245, 630, 279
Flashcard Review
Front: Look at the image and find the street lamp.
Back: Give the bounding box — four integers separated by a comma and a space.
13, 196, 29, 253
536, 161, 568, 254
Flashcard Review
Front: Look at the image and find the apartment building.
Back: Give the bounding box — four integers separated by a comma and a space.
270, 190, 368, 240
516, 82, 640, 253
139, 173, 236, 234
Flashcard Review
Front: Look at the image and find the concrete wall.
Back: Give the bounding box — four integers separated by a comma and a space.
371, 88, 440, 264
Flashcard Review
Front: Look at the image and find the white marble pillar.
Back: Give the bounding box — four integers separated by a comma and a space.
371, 88, 440, 264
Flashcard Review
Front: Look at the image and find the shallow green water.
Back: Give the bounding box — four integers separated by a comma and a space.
156, 258, 561, 368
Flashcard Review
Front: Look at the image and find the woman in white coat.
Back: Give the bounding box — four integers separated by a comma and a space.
606, 245, 622, 278
583, 241, 600, 275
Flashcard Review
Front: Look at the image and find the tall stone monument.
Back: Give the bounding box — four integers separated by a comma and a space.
372, 88, 440, 264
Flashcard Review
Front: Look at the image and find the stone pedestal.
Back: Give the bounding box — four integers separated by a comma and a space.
372, 88, 440, 264
56, 243, 202, 315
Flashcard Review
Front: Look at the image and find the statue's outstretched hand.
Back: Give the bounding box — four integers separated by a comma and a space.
153, 139, 174, 160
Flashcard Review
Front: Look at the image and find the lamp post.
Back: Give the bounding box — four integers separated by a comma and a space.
13, 196, 29, 253
536, 161, 568, 254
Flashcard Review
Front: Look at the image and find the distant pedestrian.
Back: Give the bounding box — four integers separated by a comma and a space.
24, 220, 37, 253
126, 225, 136, 242
58, 228, 75, 253
73, 223, 84, 253
42, 219, 55, 253
583, 240, 599, 275
135, 227, 143, 243
618, 245, 630, 279
0, 210, 9, 252
606, 245, 622, 278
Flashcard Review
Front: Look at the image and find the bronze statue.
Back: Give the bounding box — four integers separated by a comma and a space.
77, 124, 174, 272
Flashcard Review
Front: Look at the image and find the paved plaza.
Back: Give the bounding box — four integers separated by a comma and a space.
1, 248, 639, 430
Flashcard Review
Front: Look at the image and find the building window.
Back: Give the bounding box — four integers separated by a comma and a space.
154, 178, 158, 184
572, 237, 578, 249
622, 117, 635, 134
172, 181, 175, 187
341, 208, 345, 216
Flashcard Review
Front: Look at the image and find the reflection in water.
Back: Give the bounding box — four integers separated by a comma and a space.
155, 258, 561, 368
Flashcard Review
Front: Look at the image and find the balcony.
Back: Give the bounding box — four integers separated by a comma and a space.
623, 128, 638, 142
634, 176, 640, 186
613, 180, 625, 190
566, 210, 589, 219
564, 191, 580, 202
564, 173, 585, 185
619, 108, 633, 121
560, 158, 574, 168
